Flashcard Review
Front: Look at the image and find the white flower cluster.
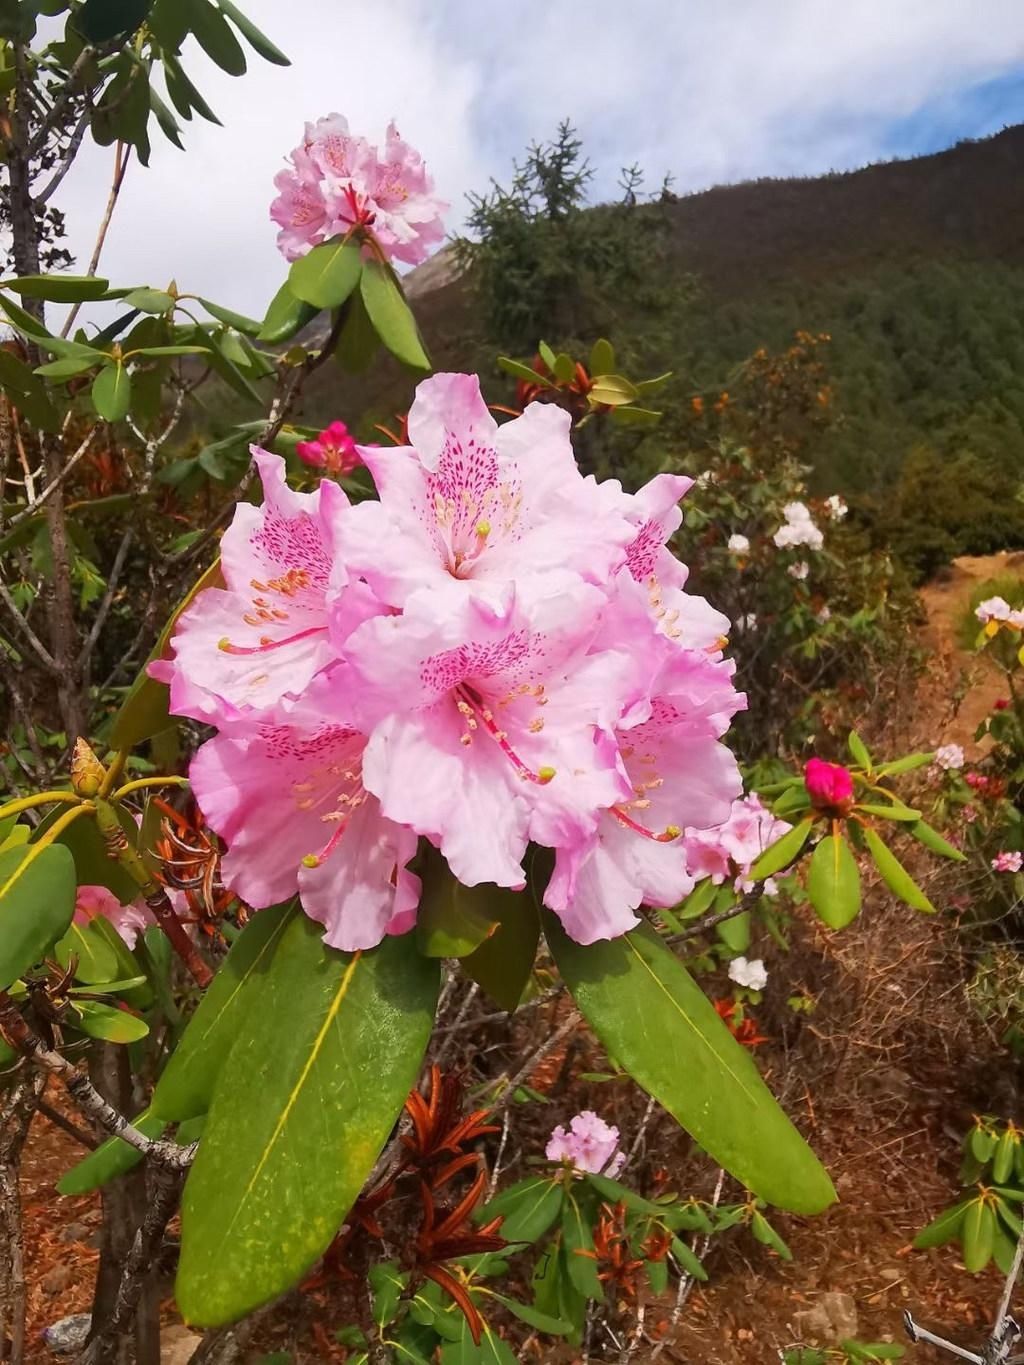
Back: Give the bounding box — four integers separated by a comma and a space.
727, 533, 750, 555
728, 956, 768, 990
773, 502, 824, 551
824, 494, 848, 521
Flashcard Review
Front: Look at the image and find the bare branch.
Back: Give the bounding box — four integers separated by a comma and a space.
5, 424, 99, 530
34, 106, 90, 207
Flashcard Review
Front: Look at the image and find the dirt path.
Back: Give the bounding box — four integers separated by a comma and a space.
917, 551, 1024, 753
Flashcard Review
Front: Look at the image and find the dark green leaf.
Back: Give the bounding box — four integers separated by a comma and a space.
215, 0, 289, 64
962, 1197, 994, 1272
481, 1175, 564, 1244
360, 259, 430, 370
908, 820, 967, 862
149, 84, 184, 148
77, 0, 152, 41
123, 287, 175, 314
57, 1107, 166, 1195
2, 274, 110, 302
198, 296, 261, 335
806, 834, 862, 930
289, 237, 362, 310
0, 843, 76, 989
416, 849, 497, 958
188, 0, 247, 75
562, 1196, 604, 1301
54, 919, 121, 984
30, 803, 138, 904
589, 338, 614, 376
73, 1001, 149, 1043
152, 902, 297, 1120
545, 917, 835, 1214
162, 52, 221, 124
486, 1292, 570, 1335
497, 355, 552, 387
750, 818, 814, 879
176, 921, 439, 1325
334, 289, 378, 372
750, 1209, 792, 1259
873, 753, 934, 777
461, 882, 539, 1012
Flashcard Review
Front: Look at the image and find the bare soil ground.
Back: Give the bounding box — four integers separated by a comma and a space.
17, 558, 1024, 1363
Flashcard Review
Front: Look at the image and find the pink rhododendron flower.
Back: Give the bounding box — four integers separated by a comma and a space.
188, 671, 419, 951
992, 851, 1023, 874
337, 373, 636, 614
976, 596, 1012, 624
804, 757, 854, 810
296, 420, 361, 476
546, 1111, 624, 1176
74, 885, 152, 948
270, 113, 447, 266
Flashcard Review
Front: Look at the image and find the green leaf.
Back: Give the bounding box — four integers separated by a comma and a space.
257, 280, 317, 344
908, 820, 967, 862
750, 1209, 792, 1259
162, 52, 221, 125
215, 0, 289, 63
873, 753, 934, 777
856, 802, 921, 822
545, 917, 835, 1214
122, 287, 174, 315
461, 882, 539, 1012
589, 338, 614, 376
54, 919, 121, 984
370, 1261, 407, 1327
134, 344, 211, 356
416, 850, 497, 958
189, 0, 247, 75
110, 558, 224, 749
552, 352, 575, 383
970, 1125, 997, 1163
199, 297, 261, 335
962, 1197, 995, 1272
57, 1107, 166, 1196
77, 0, 152, 40
176, 921, 439, 1326
487, 1291, 570, 1335
847, 731, 872, 771
716, 908, 750, 953
35, 355, 100, 379
496, 356, 552, 387
806, 834, 862, 930
589, 374, 639, 406
750, 818, 814, 880
670, 1236, 708, 1280
608, 404, 662, 427
360, 259, 430, 370
864, 828, 934, 913
994, 1132, 1017, 1184
30, 803, 139, 904
73, 1001, 149, 1043
1, 274, 110, 302
583, 1172, 665, 1216
0, 843, 76, 990
150, 84, 184, 148
562, 1196, 604, 1301
646, 1258, 669, 1295
289, 237, 362, 311
481, 1175, 564, 1244
92, 363, 131, 420
152, 902, 297, 1121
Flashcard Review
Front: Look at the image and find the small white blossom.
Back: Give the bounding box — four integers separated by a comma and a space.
787, 561, 809, 581
815, 605, 831, 624
824, 494, 848, 521
728, 956, 768, 990
738, 612, 757, 631
695, 470, 717, 489
727, 534, 750, 555
976, 596, 1013, 624
934, 743, 965, 771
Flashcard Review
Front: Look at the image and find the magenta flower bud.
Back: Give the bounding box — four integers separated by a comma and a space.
804, 757, 854, 810
296, 420, 361, 476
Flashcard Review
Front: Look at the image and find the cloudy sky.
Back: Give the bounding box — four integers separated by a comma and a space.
53, 0, 1024, 320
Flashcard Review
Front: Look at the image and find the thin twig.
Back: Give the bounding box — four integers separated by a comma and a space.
34, 106, 90, 206
5, 424, 99, 530
61, 140, 130, 338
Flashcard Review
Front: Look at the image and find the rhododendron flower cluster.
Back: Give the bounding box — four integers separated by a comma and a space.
773, 501, 824, 551
727, 955, 768, 991
934, 743, 965, 772
824, 494, 848, 520
295, 420, 361, 476
992, 851, 1023, 874
546, 1110, 625, 1176
270, 113, 447, 265
683, 794, 789, 894
727, 533, 750, 555
154, 373, 746, 951
975, 596, 1024, 631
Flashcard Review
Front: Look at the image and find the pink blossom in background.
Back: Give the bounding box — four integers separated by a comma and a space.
992, 851, 1023, 874
934, 743, 965, 771
546, 1111, 625, 1176
684, 793, 790, 888
159, 371, 746, 950
804, 757, 854, 810
270, 113, 447, 265
74, 885, 153, 949
976, 596, 1013, 625
296, 421, 361, 476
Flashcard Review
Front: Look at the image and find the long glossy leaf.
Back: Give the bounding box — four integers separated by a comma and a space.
54, 919, 121, 984
2, 274, 110, 302
909, 819, 967, 862
750, 818, 814, 879
864, 828, 935, 912
216, 0, 289, 63
92, 363, 131, 421
151, 901, 297, 1121
189, 0, 247, 75
257, 280, 317, 344
806, 834, 861, 930
0, 843, 76, 990
56, 1107, 166, 1195
360, 259, 430, 370
176, 920, 439, 1325
461, 884, 539, 1011
289, 237, 362, 310
545, 917, 835, 1214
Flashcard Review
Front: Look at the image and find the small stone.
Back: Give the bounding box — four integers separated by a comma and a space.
58, 1220, 92, 1244
161, 1323, 204, 1365
793, 1291, 858, 1345
43, 1314, 91, 1354
879, 1267, 902, 1282
41, 1264, 75, 1295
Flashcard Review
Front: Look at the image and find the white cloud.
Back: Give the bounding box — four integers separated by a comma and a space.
51, 0, 1024, 317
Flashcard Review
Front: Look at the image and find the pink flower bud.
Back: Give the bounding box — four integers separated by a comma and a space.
295, 420, 361, 476
804, 757, 854, 810
995, 698, 1011, 712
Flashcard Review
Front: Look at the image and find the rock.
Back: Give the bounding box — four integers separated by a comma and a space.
793, 1291, 858, 1345
41, 1264, 75, 1295
42, 1314, 91, 1354
161, 1323, 204, 1365
58, 1220, 92, 1244
879, 1267, 903, 1282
